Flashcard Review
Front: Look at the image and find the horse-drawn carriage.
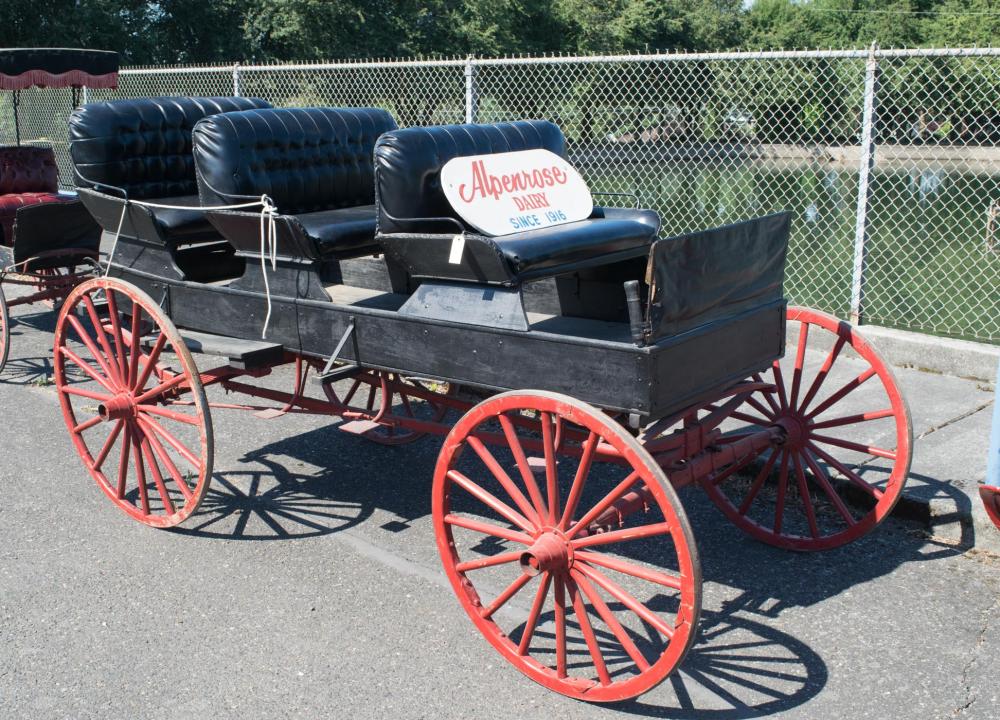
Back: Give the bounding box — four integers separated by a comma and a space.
53, 97, 912, 701
0, 48, 118, 373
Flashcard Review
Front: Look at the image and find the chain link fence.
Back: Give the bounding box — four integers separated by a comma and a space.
5, 49, 998, 344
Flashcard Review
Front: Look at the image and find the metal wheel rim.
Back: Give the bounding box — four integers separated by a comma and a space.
54, 277, 213, 528
433, 390, 701, 702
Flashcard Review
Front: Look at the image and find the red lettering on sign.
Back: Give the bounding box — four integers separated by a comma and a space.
458, 159, 570, 203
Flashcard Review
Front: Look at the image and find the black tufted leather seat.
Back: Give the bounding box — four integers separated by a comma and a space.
192, 106, 397, 258
69, 96, 272, 243
374, 120, 660, 285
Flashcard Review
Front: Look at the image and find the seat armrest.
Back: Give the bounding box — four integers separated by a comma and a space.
204, 209, 321, 262
76, 187, 168, 245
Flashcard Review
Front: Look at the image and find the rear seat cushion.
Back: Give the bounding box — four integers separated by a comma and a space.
143, 194, 216, 242
295, 205, 378, 257
0, 146, 59, 195
0, 192, 75, 245
498, 212, 658, 278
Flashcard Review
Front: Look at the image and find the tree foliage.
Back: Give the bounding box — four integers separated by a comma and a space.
0, 0, 996, 64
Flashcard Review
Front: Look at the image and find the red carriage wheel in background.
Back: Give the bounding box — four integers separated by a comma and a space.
54, 277, 213, 528
703, 306, 913, 551
0, 286, 9, 374
433, 391, 701, 702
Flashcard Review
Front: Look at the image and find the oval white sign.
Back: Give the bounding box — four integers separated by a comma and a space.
440, 148, 593, 237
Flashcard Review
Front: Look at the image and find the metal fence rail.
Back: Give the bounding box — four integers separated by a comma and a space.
7, 48, 999, 344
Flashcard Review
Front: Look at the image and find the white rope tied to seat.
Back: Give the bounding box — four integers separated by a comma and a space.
105, 195, 280, 339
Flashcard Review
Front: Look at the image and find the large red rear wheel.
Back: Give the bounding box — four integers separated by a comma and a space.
433, 391, 701, 702
703, 307, 912, 550
54, 278, 213, 528
0, 285, 9, 375
981, 486, 1000, 529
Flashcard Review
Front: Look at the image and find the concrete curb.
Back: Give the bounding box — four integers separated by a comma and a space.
857, 325, 999, 386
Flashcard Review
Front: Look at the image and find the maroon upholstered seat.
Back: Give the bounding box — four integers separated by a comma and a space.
0, 191, 75, 245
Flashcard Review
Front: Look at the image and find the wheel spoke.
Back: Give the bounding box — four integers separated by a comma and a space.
807, 442, 885, 501
134, 373, 188, 406
91, 420, 124, 472
443, 513, 532, 545
115, 421, 131, 499
810, 408, 895, 430
131, 425, 151, 515
806, 366, 877, 420
517, 571, 552, 656
498, 414, 548, 520
81, 294, 122, 386
142, 420, 194, 501
140, 433, 175, 515
540, 411, 559, 525
574, 563, 674, 639
60, 384, 112, 402
559, 431, 598, 530
753, 373, 781, 414
137, 414, 201, 469
104, 289, 128, 381
447, 469, 535, 534
482, 572, 533, 620
59, 346, 116, 393
792, 453, 820, 539
798, 336, 846, 413
811, 433, 896, 460
789, 321, 810, 409
554, 574, 568, 678
138, 404, 200, 425
566, 576, 611, 685
802, 448, 857, 526
566, 470, 641, 539
771, 361, 789, 409
738, 450, 780, 515
571, 521, 673, 550
573, 569, 651, 672
466, 436, 541, 527
133, 332, 168, 393
455, 551, 523, 573
773, 451, 790, 533
342, 378, 362, 406
576, 550, 682, 590
65, 314, 119, 386
72, 414, 104, 434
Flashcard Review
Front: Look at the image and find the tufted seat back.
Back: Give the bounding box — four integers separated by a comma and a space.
69, 96, 272, 200
374, 120, 566, 235
192, 107, 397, 214
0, 145, 59, 194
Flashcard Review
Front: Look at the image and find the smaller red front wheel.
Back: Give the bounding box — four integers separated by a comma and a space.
434, 391, 701, 702
54, 277, 213, 528
981, 486, 1000, 529
0, 285, 9, 374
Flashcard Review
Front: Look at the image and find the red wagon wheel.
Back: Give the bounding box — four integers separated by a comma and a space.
54, 277, 213, 528
0, 285, 9, 374
980, 485, 1000, 529
703, 306, 912, 551
433, 391, 701, 702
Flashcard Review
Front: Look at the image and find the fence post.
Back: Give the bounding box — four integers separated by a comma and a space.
850, 42, 880, 325
232, 63, 242, 97
464, 56, 478, 124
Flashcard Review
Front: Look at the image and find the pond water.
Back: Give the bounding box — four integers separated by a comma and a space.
584, 162, 1000, 343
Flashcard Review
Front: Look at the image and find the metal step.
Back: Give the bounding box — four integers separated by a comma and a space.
176, 330, 284, 370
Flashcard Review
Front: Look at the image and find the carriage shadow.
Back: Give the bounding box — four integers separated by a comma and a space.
170, 420, 966, 716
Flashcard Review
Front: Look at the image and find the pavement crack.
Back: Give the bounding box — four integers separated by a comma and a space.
918, 401, 994, 442
954, 594, 998, 716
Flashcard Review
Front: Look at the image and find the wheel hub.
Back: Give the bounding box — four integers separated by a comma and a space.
774, 411, 810, 450
519, 530, 573, 576
98, 393, 136, 422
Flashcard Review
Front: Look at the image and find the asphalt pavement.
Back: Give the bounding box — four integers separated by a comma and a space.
0, 292, 997, 720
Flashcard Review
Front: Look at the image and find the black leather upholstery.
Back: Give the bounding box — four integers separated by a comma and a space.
374, 121, 660, 284
70, 96, 272, 243
192, 107, 397, 257
375, 120, 565, 236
